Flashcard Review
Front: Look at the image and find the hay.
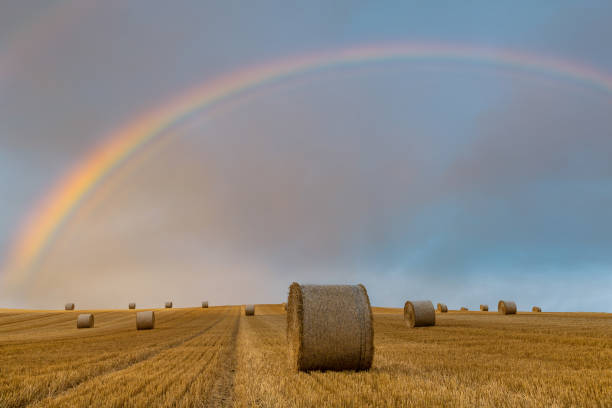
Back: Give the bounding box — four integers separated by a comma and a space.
128, 303, 136, 309
202, 301, 209, 308
287, 283, 374, 371
165, 301, 173, 309
498, 300, 517, 315
405, 300, 436, 327
65, 303, 75, 311
480, 304, 489, 311
136, 311, 155, 330
283, 302, 287, 311
460, 307, 469, 311
76, 314, 94, 328
436, 303, 448, 313
245, 304, 255, 316
532, 306, 542, 312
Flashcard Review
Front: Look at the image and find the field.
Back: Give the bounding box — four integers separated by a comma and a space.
0, 305, 610, 407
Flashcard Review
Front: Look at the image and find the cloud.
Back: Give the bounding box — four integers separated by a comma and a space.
3, 67, 611, 312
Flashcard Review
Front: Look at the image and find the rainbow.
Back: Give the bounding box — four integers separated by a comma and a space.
3, 42, 612, 285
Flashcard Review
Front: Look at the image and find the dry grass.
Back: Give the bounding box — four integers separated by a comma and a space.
244, 305, 255, 316
404, 300, 435, 328
287, 283, 373, 371
0, 306, 610, 407
436, 303, 448, 313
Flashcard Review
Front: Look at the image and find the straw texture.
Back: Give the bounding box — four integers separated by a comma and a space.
245, 304, 255, 316
76, 314, 94, 328
136, 311, 155, 330
480, 305, 489, 311
165, 301, 173, 309
436, 303, 448, 313
287, 283, 374, 372
498, 300, 517, 315
404, 300, 436, 327
65, 303, 75, 311
128, 303, 136, 310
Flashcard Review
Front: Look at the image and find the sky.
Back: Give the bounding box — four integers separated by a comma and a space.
0, 1, 611, 311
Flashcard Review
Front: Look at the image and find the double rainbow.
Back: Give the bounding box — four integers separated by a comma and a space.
4, 42, 612, 285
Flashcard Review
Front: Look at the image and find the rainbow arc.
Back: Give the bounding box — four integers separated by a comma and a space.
3, 42, 612, 285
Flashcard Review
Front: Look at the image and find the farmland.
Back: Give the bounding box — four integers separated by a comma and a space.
0, 305, 610, 407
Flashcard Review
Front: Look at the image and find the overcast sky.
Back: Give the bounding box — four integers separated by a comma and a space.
1, 1, 611, 311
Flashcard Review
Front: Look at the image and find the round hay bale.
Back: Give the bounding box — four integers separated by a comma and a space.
245, 304, 255, 316
165, 301, 173, 309
202, 301, 209, 308
76, 314, 94, 328
288, 283, 374, 371
460, 307, 468, 311
65, 303, 75, 311
136, 311, 155, 330
283, 302, 287, 311
436, 303, 448, 313
128, 303, 136, 309
498, 300, 517, 315
532, 306, 542, 312
405, 301, 436, 327
480, 304, 489, 311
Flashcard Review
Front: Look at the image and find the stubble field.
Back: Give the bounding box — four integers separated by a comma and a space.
0, 305, 610, 407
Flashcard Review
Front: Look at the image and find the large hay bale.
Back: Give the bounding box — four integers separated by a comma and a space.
460, 307, 468, 311
498, 300, 517, 315
405, 300, 436, 327
288, 283, 374, 371
480, 304, 489, 311
245, 304, 255, 316
136, 311, 155, 330
436, 303, 448, 313
532, 306, 542, 312
128, 303, 136, 310
165, 301, 173, 309
202, 301, 209, 308
76, 314, 94, 328
65, 303, 75, 311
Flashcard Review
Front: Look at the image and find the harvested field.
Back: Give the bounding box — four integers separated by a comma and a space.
0, 306, 610, 407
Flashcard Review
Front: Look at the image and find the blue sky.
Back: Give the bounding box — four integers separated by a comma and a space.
0, 1, 611, 311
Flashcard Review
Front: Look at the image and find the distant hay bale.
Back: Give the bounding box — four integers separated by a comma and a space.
498, 300, 517, 315
165, 301, 173, 309
480, 304, 489, 311
283, 302, 287, 311
460, 307, 468, 311
245, 304, 255, 316
405, 301, 436, 327
287, 283, 374, 371
532, 306, 542, 312
136, 311, 155, 330
202, 301, 209, 308
65, 303, 75, 311
128, 303, 136, 310
436, 303, 448, 313
76, 314, 94, 328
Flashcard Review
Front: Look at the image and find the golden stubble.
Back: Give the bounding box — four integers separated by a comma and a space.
0, 305, 610, 407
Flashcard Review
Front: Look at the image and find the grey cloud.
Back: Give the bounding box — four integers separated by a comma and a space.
4, 69, 611, 311
2, 2, 612, 311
